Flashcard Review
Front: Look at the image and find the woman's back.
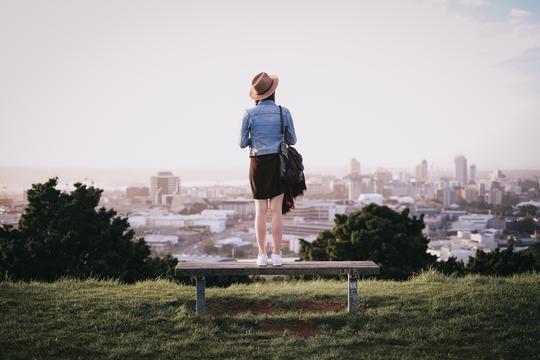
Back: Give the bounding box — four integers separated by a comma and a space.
239, 98, 297, 157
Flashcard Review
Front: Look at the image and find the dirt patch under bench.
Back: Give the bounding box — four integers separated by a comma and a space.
207, 299, 347, 316
257, 321, 320, 337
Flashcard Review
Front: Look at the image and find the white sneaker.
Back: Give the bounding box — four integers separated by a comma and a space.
271, 252, 283, 266
256, 254, 268, 266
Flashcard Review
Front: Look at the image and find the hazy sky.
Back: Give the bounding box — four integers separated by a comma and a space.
1, 0, 539, 174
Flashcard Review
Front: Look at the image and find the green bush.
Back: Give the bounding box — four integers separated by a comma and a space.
299, 204, 437, 280
0, 177, 177, 282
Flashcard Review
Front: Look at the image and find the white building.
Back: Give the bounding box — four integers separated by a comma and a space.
470, 229, 499, 250
285, 200, 346, 222
216, 199, 255, 217
451, 214, 494, 232
428, 235, 491, 265
128, 211, 227, 232
142, 234, 178, 251
516, 200, 540, 209
215, 236, 252, 248
358, 193, 384, 206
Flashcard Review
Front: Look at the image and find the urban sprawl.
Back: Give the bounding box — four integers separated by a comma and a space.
1, 156, 539, 264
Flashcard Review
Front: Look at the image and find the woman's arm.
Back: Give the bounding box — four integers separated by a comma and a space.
239, 111, 251, 148
285, 108, 297, 145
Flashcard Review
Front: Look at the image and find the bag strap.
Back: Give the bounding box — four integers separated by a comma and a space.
279, 105, 285, 141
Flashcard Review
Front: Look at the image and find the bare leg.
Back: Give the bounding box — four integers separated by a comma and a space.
254, 199, 269, 256
269, 193, 284, 255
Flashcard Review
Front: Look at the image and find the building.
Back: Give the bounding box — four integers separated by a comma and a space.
348, 175, 362, 201
415, 159, 428, 183
374, 168, 393, 183
128, 211, 227, 233
282, 219, 335, 237
469, 164, 477, 184
470, 229, 500, 250
464, 188, 478, 203
374, 168, 392, 194
451, 214, 494, 232
350, 158, 361, 175
126, 187, 150, 198
330, 179, 348, 199
215, 199, 255, 217
215, 237, 252, 249
305, 181, 331, 196
358, 193, 384, 206
284, 201, 346, 222
143, 234, 178, 251
454, 155, 468, 185
438, 188, 457, 208
150, 171, 180, 206
487, 188, 503, 205
428, 234, 492, 264
0, 214, 20, 227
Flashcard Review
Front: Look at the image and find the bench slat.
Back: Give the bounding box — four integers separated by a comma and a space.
175, 261, 380, 276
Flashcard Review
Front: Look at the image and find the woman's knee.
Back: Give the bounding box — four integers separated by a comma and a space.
269, 194, 283, 214
255, 200, 269, 214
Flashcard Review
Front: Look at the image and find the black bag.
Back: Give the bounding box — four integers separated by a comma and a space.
278, 105, 305, 184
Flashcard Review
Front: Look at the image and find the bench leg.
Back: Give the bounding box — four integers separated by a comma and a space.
347, 273, 359, 315
195, 276, 206, 315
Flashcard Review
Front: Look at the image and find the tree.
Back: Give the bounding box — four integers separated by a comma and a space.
522, 243, 540, 269
433, 256, 466, 276
519, 205, 539, 217
299, 204, 437, 280
465, 243, 537, 276
518, 178, 540, 192
507, 217, 539, 235
0, 177, 177, 282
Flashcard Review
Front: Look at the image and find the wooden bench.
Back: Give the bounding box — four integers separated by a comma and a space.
175, 261, 380, 315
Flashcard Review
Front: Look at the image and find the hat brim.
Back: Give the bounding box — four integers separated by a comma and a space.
249, 75, 279, 100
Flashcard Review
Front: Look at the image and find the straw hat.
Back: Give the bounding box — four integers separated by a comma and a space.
249, 72, 279, 100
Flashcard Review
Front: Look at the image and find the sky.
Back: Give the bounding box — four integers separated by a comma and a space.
1, 0, 539, 177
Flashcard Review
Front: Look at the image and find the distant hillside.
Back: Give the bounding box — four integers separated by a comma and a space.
1, 271, 539, 359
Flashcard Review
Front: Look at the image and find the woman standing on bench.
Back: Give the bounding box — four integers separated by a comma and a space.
239, 72, 298, 267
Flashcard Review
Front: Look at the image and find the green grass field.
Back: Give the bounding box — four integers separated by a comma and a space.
1, 271, 539, 359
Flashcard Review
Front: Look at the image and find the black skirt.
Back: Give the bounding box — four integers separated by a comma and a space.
249, 153, 285, 199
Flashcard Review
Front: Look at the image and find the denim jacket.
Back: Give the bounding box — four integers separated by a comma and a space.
239, 99, 297, 157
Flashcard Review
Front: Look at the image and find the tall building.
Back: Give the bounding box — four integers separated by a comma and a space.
150, 171, 180, 206
469, 164, 476, 184
331, 179, 348, 199
348, 175, 362, 201
438, 188, 457, 207
350, 158, 361, 176
454, 155, 468, 185
374, 168, 392, 195
415, 159, 428, 182
487, 188, 502, 205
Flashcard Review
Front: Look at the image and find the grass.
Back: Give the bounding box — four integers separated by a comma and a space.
1, 270, 539, 359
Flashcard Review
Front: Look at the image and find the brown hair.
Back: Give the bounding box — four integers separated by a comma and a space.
255, 92, 275, 105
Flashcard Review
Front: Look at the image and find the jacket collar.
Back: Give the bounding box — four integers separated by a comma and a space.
258, 99, 275, 105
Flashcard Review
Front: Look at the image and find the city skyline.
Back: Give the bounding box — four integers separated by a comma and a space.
1, 155, 539, 194
1, 0, 540, 171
